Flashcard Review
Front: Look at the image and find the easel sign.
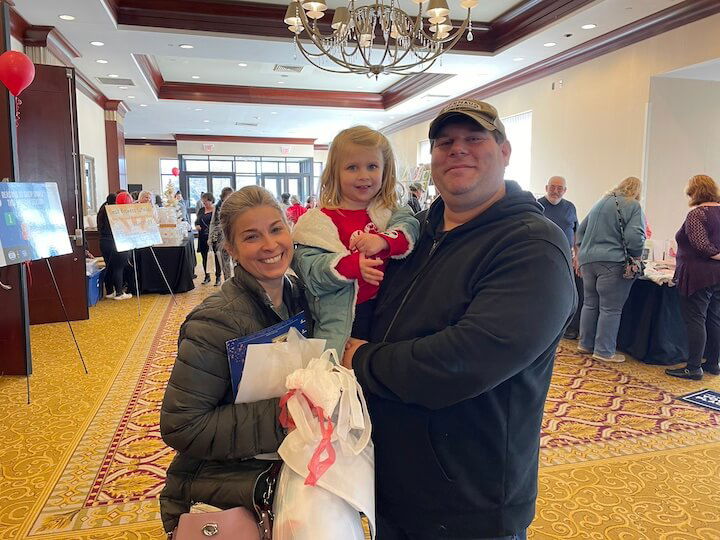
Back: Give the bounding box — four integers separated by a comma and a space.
0, 182, 72, 267
105, 203, 161, 251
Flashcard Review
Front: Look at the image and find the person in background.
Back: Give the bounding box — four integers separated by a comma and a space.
137, 190, 153, 204
538, 176, 582, 339
175, 191, 190, 224
666, 174, 720, 380
306, 195, 317, 209
96, 193, 133, 300
576, 176, 646, 363
130, 191, 139, 201
159, 186, 308, 534
195, 193, 205, 215
279, 192, 291, 213
155, 194, 164, 207
210, 186, 236, 285
407, 182, 424, 213
286, 195, 307, 224
195, 192, 222, 285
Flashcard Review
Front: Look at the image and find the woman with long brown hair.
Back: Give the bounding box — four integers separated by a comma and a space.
666, 174, 720, 380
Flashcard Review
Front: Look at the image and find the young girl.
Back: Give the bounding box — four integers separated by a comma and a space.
292, 126, 420, 353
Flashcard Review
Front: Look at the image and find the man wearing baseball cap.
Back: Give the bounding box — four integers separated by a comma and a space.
343, 99, 576, 539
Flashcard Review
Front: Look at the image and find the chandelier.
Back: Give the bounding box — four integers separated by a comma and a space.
284, 0, 478, 77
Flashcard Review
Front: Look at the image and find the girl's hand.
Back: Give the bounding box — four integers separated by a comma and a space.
359, 253, 384, 286
350, 233, 389, 257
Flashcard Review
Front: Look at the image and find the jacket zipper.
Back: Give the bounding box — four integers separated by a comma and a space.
382, 234, 446, 341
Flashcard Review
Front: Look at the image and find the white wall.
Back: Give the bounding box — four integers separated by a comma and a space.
176, 140, 314, 158
10, 36, 22, 52
644, 77, 720, 249
386, 12, 720, 224
75, 91, 109, 212
126, 144, 179, 196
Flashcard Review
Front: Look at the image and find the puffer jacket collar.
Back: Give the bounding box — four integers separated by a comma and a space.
230, 263, 305, 317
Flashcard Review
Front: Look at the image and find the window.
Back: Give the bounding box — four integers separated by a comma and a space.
313, 162, 323, 196
502, 111, 532, 190
81, 155, 97, 214
417, 139, 431, 165
160, 158, 180, 197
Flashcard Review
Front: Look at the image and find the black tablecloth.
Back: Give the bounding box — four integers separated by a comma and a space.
617, 279, 687, 365
131, 239, 196, 294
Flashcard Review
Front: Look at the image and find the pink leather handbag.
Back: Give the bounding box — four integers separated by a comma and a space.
173, 507, 261, 540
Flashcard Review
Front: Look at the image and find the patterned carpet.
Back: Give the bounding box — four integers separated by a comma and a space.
1, 279, 720, 539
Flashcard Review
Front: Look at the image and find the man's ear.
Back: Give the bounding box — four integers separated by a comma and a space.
501, 140, 512, 167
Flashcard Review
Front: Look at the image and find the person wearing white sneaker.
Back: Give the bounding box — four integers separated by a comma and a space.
114, 292, 132, 301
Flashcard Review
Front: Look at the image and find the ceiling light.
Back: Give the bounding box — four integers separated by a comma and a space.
140, 104, 148, 107
119, 86, 128, 90
107, 74, 119, 78
513, 57, 524, 61
238, 63, 248, 67
271, 111, 278, 115
581, 24, 597, 30
90, 41, 104, 47
277, 81, 285, 84
194, 108, 203, 111
96, 59, 108, 64
142, 137, 147, 139
59, 15, 75, 21
543, 42, 557, 47
285, 0, 477, 75
179, 44, 194, 49
203, 120, 210, 123
127, 95, 136, 98
191, 75, 200, 79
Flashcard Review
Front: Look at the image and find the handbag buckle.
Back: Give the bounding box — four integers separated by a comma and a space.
201, 522, 219, 536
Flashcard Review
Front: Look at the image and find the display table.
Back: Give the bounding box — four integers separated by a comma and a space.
617, 278, 687, 365
130, 238, 196, 294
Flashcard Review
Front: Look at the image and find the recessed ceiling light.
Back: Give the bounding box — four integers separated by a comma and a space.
270, 111, 278, 115
142, 136, 147, 139
543, 42, 557, 47
59, 15, 75, 21
513, 57, 524, 61
238, 63, 248, 67
277, 81, 285, 84
179, 44, 194, 49
203, 120, 210, 123
581, 24, 597, 30
119, 86, 128, 90
127, 95, 136, 99
90, 41, 104, 47
140, 104, 148, 107
108, 74, 119, 78
96, 59, 108, 64
191, 75, 200, 79
194, 108, 203, 111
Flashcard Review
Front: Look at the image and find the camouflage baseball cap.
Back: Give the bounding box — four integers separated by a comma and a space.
428, 99, 506, 140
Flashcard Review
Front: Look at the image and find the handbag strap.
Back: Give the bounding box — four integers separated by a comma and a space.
612, 192, 631, 261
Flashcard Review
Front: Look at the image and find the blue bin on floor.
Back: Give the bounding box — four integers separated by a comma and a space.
87, 268, 104, 307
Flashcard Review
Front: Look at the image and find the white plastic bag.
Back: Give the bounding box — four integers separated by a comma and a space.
273, 349, 375, 540
234, 328, 326, 404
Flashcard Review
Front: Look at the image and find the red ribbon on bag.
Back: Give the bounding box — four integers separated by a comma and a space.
279, 389, 337, 486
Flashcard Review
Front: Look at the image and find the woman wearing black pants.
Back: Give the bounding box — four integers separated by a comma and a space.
96, 193, 132, 300
195, 192, 221, 285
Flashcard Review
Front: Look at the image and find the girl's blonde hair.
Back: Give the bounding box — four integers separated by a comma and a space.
686, 174, 720, 206
608, 176, 642, 201
220, 185, 289, 249
319, 126, 398, 210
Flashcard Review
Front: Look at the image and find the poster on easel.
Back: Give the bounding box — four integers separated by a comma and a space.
0, 182, 72, 268
106, 203, 161, 252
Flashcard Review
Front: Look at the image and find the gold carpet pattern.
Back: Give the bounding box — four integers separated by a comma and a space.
1, 283, 720, 538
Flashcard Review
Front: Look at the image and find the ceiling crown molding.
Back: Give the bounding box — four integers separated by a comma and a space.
175, 134, 316, 145
23, 25, 81, 67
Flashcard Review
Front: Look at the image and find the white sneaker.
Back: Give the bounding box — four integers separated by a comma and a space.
113, 293, 133, 301
592, 352, 625, 363
106, 291, 116, 299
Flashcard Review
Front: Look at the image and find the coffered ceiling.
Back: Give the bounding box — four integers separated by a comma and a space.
10, 0, 708, 143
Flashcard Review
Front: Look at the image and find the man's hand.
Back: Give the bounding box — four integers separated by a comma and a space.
350, 233, 389, 257
342, 338, 367, 369
359, 253, 384, 286
572, 254, 581, 277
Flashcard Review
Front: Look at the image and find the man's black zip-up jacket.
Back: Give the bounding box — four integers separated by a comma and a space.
353, 181, 576, 537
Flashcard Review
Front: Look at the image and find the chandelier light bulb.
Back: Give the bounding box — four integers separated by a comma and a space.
284, 1, 302, 25
430, 22, 452, 33
459, 0, 477, 8
302, 0, 327, 12
306, 9, 325, 19
331, 7, 350, 29
425, 0, 449, 20
428, 14, 446, 24
288, 24, 305, 33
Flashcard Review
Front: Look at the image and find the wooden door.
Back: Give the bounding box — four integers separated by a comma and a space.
16, 65, 88, 324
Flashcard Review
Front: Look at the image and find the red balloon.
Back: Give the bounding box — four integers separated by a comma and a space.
0, 51, 35, 97
116, 192, 133, 204
171, 167, 179, 176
